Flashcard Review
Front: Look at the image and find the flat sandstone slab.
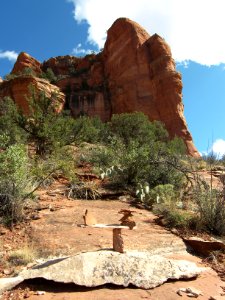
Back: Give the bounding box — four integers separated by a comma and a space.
0, 250, 205, 294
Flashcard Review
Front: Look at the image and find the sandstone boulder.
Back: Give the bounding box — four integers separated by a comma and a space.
0, 251, 205, 294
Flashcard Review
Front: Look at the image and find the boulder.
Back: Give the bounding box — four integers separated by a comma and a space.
0, 251, 204, 294
183, 237, 225, 256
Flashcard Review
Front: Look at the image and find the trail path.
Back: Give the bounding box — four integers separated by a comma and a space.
1, 184, 224, 299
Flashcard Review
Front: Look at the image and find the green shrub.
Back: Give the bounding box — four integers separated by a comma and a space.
0, 90, 77, 156
72, 116, 108, 145
153, 204, 198, 229
0, 97, 26, 147
40, 68, 58, 83
193, 184, 225, 235
109, 112, 168, 146
0, 144, 31, 225
89, 113, 186, 190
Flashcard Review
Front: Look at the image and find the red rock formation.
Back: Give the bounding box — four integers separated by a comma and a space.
0, 76, 64, 114
104, 18, 199, 157
43, 54, 111, 122
11, 52, 42, 76
0, 18, 199, 156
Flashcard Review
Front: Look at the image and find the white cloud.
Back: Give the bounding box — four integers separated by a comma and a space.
211, 139, 225, 158
0, 50, 18, 62
68, 0, 225, 66
71, 43, 93, 56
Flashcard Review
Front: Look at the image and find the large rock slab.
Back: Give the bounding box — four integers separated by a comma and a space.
0, 251, 205, 294
184, 236, 225, 256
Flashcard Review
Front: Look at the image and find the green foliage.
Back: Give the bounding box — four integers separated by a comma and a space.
40, 68, 57, 83
90, 112, 186, 190
4, 67, 36, 81
0, 89, 77, 156
153, 204, 198, 229
72, 116, 108, 145
0, 97, 26, 147
0, 144, 31, 225
31, 146, 76, 186
193, 184, 225, 235
4, 73, 18, 80
109, 112, 168, 146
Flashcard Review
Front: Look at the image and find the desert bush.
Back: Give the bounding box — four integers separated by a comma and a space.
72, 116, 108, 145
89, 113, 186, 190
0, 91, 77, 156
40, 68, 57, 83
0, 144, 32, 225
109, 112, 168, 146
67, 181, 101, 200
153, 203, 199, 229
193, 184, 225, 235
31, 146, 76, 187
0, 97, 26, 147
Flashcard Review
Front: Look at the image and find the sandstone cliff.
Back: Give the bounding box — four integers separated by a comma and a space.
12, 52, 42, 76
0, 18, 199, 156
0, 76, 65, 114
103, 18, 198, 157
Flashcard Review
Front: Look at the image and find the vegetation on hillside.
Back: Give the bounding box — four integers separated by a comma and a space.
0, 90, 225, 236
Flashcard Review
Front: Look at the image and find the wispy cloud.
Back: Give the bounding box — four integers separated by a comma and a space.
68, 0, 225, 66
0, 50, 18, 62
71, 43, 93, 56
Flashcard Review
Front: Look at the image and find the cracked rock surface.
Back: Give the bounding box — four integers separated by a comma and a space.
0, 250, 204, 294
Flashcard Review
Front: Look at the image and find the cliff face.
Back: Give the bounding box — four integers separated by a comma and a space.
42, 54, 111, 121
0, 76, 65, 114
0, 18, 199, 157
103, 18, 198, 157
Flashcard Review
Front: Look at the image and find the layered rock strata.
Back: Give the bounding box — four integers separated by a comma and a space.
0, 18, 199, 156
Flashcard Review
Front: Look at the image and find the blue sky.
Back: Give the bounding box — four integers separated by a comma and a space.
0, 0, 225, 156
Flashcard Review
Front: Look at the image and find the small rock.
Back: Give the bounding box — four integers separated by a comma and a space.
186, 287, 203, 297
26, 263, 36, 269
3, 269, 13, 275
34, 291, 46, 295
31, 214, 41, 220
23, 292, 30, 298
4, 244, 12, 250
177, 287, 203, 298
0, 228, 7, 235
171, 228, 179, 235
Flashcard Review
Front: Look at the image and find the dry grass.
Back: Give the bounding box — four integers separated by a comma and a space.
8, 244, 38, 266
